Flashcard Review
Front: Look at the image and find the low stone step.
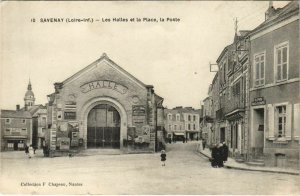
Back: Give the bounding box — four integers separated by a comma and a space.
246, 161, 265, 167
252, 159, 264, 163
235, 158, 245, 163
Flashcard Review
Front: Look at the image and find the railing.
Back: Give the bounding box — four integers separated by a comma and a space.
226, 95, 245, 113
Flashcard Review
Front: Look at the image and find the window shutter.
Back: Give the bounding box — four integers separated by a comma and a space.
294, 103, 300, 140
267, 104, 275, 139
285, 104, 292, 140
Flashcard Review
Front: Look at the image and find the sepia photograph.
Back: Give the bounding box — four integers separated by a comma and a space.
0, 0, 299, 195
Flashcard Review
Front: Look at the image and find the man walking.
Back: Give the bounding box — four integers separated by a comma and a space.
202, 139, 206, 150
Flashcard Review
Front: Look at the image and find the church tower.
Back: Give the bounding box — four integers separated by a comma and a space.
24, 79, 35, 109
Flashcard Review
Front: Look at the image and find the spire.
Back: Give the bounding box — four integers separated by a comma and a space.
24, 78, 35, 109
234, 17, 238, 35
27, 78, 32, 90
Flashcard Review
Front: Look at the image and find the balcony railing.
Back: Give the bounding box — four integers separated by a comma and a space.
225, 95, 245, 114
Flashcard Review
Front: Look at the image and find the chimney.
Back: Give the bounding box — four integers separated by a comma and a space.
16, 105, 20, 111
265, 1, 276, 21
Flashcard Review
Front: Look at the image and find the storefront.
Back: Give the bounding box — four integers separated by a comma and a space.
46, 53, 164, 155
3, 137, 27, 151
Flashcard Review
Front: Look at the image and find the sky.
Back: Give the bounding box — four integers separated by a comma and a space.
0, 1, 290, 110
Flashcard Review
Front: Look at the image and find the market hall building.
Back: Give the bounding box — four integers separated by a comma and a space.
46, 53, 164, 154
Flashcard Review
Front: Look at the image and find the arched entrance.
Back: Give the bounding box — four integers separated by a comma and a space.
87, 104, 120, 149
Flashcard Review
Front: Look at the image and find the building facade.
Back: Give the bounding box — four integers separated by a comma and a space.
46, 53, 164, 154
29, 105, 48, 149
248, 2, 299, 168
0, 107, 32, 151
164, 106, 200, 142
202, 1, 299, 169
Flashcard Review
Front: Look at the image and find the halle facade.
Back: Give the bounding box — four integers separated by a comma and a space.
46, 53, 164, 155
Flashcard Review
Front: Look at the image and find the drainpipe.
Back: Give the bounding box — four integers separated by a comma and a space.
246, 37, 251, 162
155, 103, 158, 152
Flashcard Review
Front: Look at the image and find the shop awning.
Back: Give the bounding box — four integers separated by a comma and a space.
173, 132, 185, 136
4, 135, 27, 139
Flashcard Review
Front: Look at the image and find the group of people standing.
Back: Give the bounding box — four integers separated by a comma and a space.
211, 142, 228, 168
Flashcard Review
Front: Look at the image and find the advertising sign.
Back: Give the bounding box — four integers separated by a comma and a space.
50, 129, 57, 150
251, 97, 266, 106
64, 111, 76, 120
132, 105, 146, 116
57, 137, 70, 150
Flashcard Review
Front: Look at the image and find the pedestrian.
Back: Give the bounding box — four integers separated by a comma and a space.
28, 145, 34, 158
160, 149, 166, 166
211, 144, 218, 168
24, 144, 29, 158
202, 139, 206, 150
221, 142, 229, 163
216, 143, 224, 167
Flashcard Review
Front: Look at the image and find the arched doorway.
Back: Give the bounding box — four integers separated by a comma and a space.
87, 104, 120, 149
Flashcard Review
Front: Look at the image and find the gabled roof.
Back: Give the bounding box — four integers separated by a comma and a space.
155, 94, 164, 108
29, 105, 47, 116
216, 44, 233, 63
1, 110, 32, 119
61, 53, 149, 89
248, 1, 299, 37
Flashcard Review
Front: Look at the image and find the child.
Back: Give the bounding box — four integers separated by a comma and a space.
160, 150, 166, 166
24, 144, 29, 158
28, 145, 34, 158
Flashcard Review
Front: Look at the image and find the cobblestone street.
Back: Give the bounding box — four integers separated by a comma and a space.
0, 142, 299, 195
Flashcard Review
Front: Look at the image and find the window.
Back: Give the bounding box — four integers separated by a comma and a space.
174, 125, 177, 130
275, 43, 288, 82
193, 124, 196, 130
18, 143, 24, 148
176, 114, 180, 121
22, 128, 27, 132
276, 105, 286, 137
5, 118, 11, 124
168, 114, 172, 120
223, 61, 226, 81
7, 143, 14, 149
5, 128, 11, 133
22, 119, 26, 124
180, 125, 182, 130
41, 117, 47, 127
188, 115, 191, 121
169, 125, 172, 131
254, 52, 265, 86
188, 124, 191, 130
232, 81, 241, 96
193, 115, 196, 121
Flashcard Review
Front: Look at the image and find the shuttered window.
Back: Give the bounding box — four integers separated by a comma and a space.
267, 104, 275, 139
293, 103, 300, 140
274, 104, 292, 139
254, 52, 265, 86
275, 42, 288, 82
276, 105, 286, 137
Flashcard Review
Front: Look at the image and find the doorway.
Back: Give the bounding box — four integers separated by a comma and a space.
87, 104, 120, 149
220, 127, 225, 143
253, 108, 265, 149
